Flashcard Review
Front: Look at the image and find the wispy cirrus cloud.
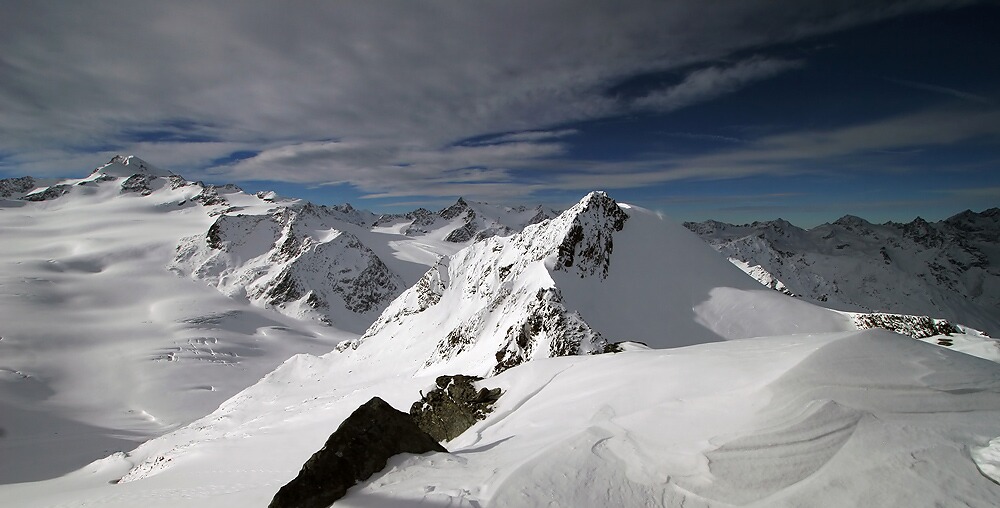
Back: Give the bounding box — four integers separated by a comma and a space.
888, 78, 995, 105
213, 105, 999, 203
0, 0, 973, 186
633, 57, 803, 112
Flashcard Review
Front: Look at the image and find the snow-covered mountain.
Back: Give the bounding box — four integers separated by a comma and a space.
4, 156, 1000, 507
0, 156, 352, 483
337, 191, 854, 379
372, 197, 557, 243
171, 203, 404, 332
685, 211, 1000, 335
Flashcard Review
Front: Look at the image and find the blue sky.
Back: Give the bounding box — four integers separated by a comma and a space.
1, 0, 997, 227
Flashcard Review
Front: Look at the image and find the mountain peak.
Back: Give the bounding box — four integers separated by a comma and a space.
440, 197, 471, 220
547, 191, 628, 279
93, 155, 174, 178
833, 214, 870, 227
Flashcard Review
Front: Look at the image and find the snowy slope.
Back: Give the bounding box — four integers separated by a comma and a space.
9, 330, 1000, 507
171, 202, 404, 333
336, 191, 854, 380
0, 156, 560, 485
4, 155, 999, 508
0, 157, 350, 483
685, 212, 1000, 334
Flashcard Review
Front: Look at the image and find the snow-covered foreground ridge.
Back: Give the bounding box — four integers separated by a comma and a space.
9, 331, 1000, 507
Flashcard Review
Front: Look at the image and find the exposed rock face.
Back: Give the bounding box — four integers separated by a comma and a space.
172, 203, 403, 330
410, 375, 502, 442
350, 192, 617, 376
684, 209, 1000, 334
120, 173, 156, 195
493, 287, 605, 374
0, 176, 35, 198
23, 184, 71, 201
551, 191, 628, 279
851, 312, 964, 339
444, 221, 478, 243
269, 397, 446, 508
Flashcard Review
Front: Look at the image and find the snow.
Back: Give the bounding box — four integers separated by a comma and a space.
3, 166, 1000, 507
685, 213, 1000, 334
0, 166, 345, 484
553, 202, 853, 346
7, 330, 1000, 507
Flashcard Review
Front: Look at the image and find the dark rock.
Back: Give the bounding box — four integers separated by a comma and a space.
269, 397, 446, 508
554, 191, 628, 279
23, 184, 70, 201
440, 197, 470, 220
444, 221, 477, 243
120, 173, 156, 195
410, 375, 502, 442
852, 313, 963, 339
0, 176, 36, 198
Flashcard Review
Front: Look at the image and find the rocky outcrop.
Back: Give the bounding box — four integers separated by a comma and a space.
120, 173, 156, 195
851, 312, 964, 340
0, 176, 35, 198
410, 375, 502, 442
493, 287, 605, 374
23, 184, 71, 201
269, 397, 446, 508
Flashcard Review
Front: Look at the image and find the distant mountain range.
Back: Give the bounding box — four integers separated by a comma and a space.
684, 210, 1000, 335
3, 155, 999, 506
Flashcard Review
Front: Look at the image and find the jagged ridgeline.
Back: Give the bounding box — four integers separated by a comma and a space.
685, 210, 1000, 335
335, 191, 856, 377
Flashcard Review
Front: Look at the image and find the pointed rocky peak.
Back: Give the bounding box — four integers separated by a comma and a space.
832, 214, 871, 228
548, 191, 629, 279
440, 197, 471, 220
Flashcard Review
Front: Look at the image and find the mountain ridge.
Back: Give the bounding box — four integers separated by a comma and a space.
685, 209, 1000, 334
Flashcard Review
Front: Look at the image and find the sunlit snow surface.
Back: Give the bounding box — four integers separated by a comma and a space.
0, 164, 347, 483
6, 331, 1000, 507
3, 168, 1000, 506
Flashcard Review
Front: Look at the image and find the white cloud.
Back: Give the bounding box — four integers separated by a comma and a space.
0, 0, 977, 196
888, 78, 995, 105
633, 57, 802, 112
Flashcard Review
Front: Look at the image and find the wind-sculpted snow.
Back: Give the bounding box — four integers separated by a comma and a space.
172, 203, 403, 332
31, 330, 1000, 507
685, 211, 1000, 334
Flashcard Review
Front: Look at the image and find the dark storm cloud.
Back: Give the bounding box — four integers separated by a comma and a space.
0, 0, 977, 198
